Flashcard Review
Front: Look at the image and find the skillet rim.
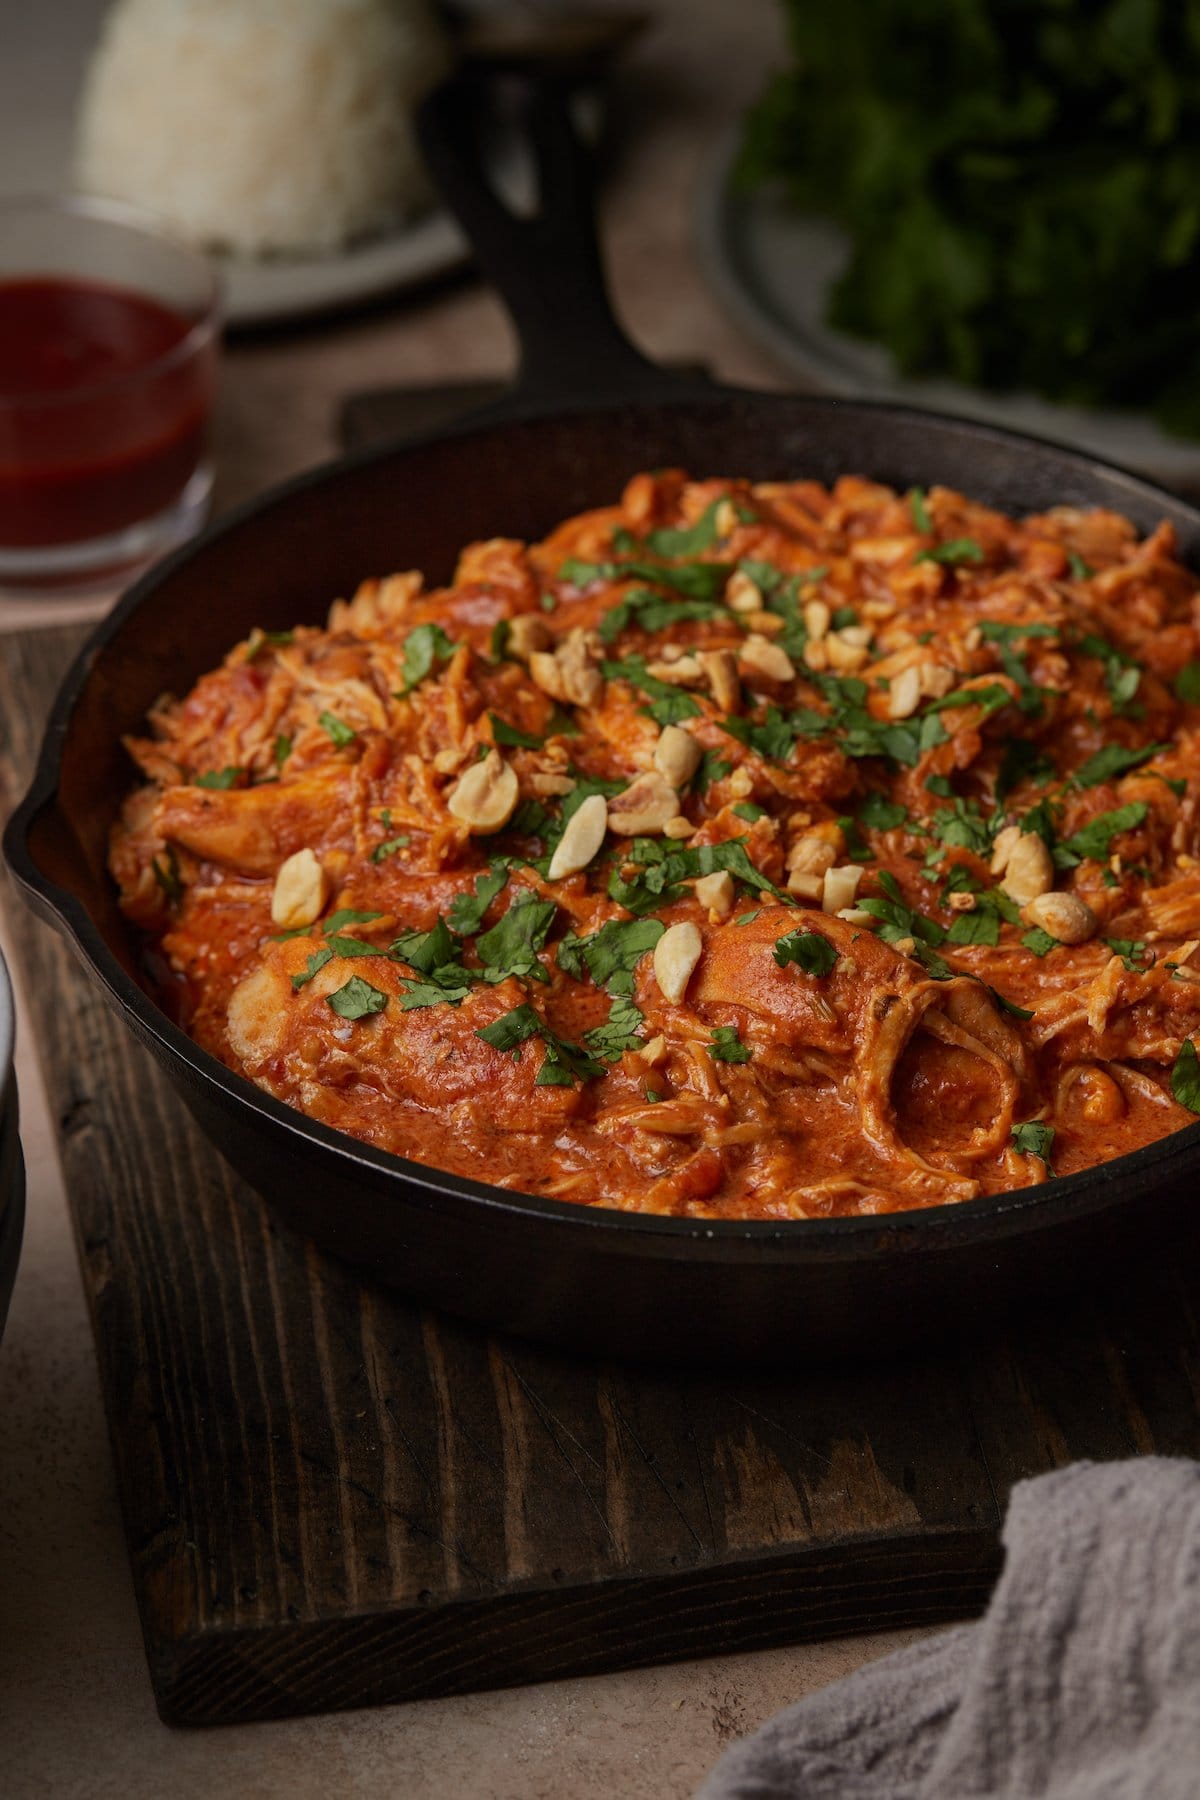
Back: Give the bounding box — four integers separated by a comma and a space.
8, 384, 1200, 1258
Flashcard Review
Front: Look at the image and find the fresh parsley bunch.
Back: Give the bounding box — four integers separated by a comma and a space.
740, 0, 1200, 434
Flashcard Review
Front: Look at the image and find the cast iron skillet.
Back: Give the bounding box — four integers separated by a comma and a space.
6, 79, 1200, 1363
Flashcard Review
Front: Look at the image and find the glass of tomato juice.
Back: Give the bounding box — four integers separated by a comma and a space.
0, 196, 220, 595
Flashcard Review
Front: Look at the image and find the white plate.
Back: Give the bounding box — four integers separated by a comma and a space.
694, 126, 1200, 489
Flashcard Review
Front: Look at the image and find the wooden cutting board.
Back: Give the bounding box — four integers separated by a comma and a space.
3, 621, 1200, 1726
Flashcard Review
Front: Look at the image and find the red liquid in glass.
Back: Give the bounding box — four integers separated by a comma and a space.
0, 276, 214, 547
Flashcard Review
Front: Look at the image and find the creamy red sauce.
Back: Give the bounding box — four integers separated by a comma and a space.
109, 472, 1200, 1218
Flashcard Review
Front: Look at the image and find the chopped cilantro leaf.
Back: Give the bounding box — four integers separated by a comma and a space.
1072, 742, 1168, 788
399, 623, 456, 694
708, 1025, 752, 1063
924, 682, 1012, 718
995, 737, 1055, 803
273, 734, 292, 770
583, 994, 646, 1060
559, 556, 732, 601
1104, 938, 1151, 971
735, 910, 761, 926
292, 946, 334, 990
773, 927, 838, 976
1012, 1121, 1056, 1166
557, 917, 665, 995
694, 749, 732, 792
600, 655, 702, 727
947, 908, 1000, 946
326, 975, 388, 1020
475, 892, 558, 984
608, 836, 789, 914
733, 801, 766, 822
644, 500, 721, 557
194, 766, 242, 790
924, 773, 955, 798
722, 705, 797, 762
318, 711, 356, 747
1067, 551, 1094, 580
859, 793, 907, 831
913, 537, 985, 566
598, 587, 722, 644
447, 866, 508, 936
1174, 661, 1200, 704
476, 1003, 604, 1086
489, 619, 511, 662
323, 908, 383, 936
371, 831, 409, 862
490, 714, 543, 749
1171, 1038, 1200, 1113
1054, 802, 1148, 868
909, 487, 932, 533
1022, 926, 1060, 956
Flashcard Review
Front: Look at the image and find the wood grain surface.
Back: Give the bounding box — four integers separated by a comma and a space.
3, 622, 1200, 1726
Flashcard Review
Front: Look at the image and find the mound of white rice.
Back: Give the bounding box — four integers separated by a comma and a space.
76, 0, 450, 257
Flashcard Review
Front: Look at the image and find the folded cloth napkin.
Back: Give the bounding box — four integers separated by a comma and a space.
697, 1458, 1200, 1800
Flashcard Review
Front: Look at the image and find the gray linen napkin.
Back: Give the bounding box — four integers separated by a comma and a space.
697, 1458, 1200, 1799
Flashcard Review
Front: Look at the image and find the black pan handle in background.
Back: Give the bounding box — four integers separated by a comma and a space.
416, 72, 712, 415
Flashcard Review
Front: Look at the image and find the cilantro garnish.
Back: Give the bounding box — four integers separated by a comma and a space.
1022, 926, 1059, 956
995, 737, 1056, 803
733, 801, 766, 823
152, 846, 182, 904
644, 500, 722, 558
489, 619, 511, 662
858, 793, 907, 831
390, 918, 472, 1007
924, 682, 1012, 718
557, 917, 664, 996
490, 714, 544, 750
1053, 802, 1148, 868
1174, 661, 1200, 705
913, 537, 985, 567
600, 656, 702, 727
583, 995, 646, 1060
694, 749, 732, 792
474, 892, 557, 984
194, 766, 242, 790
1012, 1121, 1055, 1168
977, 620, 1057, 716
399, 623, 457, 694
858, 873, 951, 975
1171, 1039, 1200, 1114
446, 866, 508, 936
722, 706, 797, 762
476, 1003, 604, 1086
318, 711, 357, 747
773, 927, 838, 976
708, 1025, 752, 1063
246, 628, 294, 660
292, 946, 334, 990
608, 836, 788, 914
371, 832, 409, 863
909, 487, 933, 533
930, 797, 994, 856
327, 976, 388, 1020
1104, 938, 1152, 971
1079, 633, 1143, 718
1072, 743, 1168, 789
273, 734, 292, 770
1067, 551, 1093, 580
598, 588, 722, 644
323, 909, 383, 936
559, 556, 732, 601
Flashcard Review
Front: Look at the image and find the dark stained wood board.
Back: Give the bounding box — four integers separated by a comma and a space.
4, 621, 1200, 1727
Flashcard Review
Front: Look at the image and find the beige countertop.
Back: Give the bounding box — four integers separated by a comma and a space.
0, 4, 935, 1792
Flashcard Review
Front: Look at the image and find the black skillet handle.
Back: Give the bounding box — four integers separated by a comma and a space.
417, 72, 708, 413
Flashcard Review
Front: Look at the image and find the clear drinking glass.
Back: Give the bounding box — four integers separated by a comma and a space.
0, 196, 220, 595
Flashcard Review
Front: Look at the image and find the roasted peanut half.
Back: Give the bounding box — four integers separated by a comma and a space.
693, 870, 735, 915
507, 614, 553, 662
739, 634, 795, 684
1021, 890, 1098, 945
997, 832, 1054, 906
698, 649, 741, 713
547, 791, 608, 880
271, 847, 329, 930
447, 749, 519, 834
654, 724, 702, 786
653, 921, 703, 1004
823, 864, 865, 914
607, 771, 680, 835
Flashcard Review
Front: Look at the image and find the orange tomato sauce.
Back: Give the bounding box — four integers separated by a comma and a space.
109, 471, 1200, 1217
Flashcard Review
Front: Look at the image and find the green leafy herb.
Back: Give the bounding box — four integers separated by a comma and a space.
273, 734, 292, 770
946, 907, 1000, 946
733, 800, 766, 823
1022, 926, 1060, 956
722, 705, 798, 762
735, 910, 761, 926
608, 836, 788, 914
447, 866, 509, 937
858, 872, 951, 976
644, 500, 722, 557
600, 656, 702, 726
557, 916, 665, 995
1174, 661, 1200, 705
1080, 633, 1143, 718
909, 487, 932, 533
913, 537, 984, 567
246, 628, 294, 660
773, 927, 838, 976
694, 749, 732, 792
1012, 1121, 1055, 1168
598, 586, 722, 644
490, 713, 544, 749
193, 766, 242, 790
1054, 802, 1148, 868
326, 975, 388, 1020
559, 556, 732, 601
489, 619, 511, 662
583, 994, 647, 1060
1072, 742, 1168, 788
924, 773, 955, 799
371, 829, 410, 863
318, 711, 357, 748
1067, 551, 1094, 580
323, 908, 383, 936
930, 797, 994, 856
1104, 938, 1152, 972
292, 946, 334, 990
708, 1025, 752, 1063
399, 623, 456, 694
924, 681, 1012, 718
859, 792, 907, 832
1171, 1039, 1200, 1114
995, 737, 1055, 803
475, 893, 558, 984
475, 1003, 604, 1087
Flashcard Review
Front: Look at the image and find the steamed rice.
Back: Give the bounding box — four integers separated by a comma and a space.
76, 0, 450, 257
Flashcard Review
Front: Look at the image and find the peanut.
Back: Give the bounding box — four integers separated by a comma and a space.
547, 792, 608, 881
607, 771, 679, 836
271, 848, 329, 931
447, 749, 519, 834
654, 725, 703, 786
739, 634, 795, 684
653, 921, 703, 1004
693, 871, 735, 915
1021, 890, 1099, 945
998, 833, 1054, 906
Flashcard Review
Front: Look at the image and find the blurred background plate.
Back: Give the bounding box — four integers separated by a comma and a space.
695, 125, 1200, 493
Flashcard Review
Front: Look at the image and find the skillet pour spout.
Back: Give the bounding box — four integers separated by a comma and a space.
5, 75, 1200, 1362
